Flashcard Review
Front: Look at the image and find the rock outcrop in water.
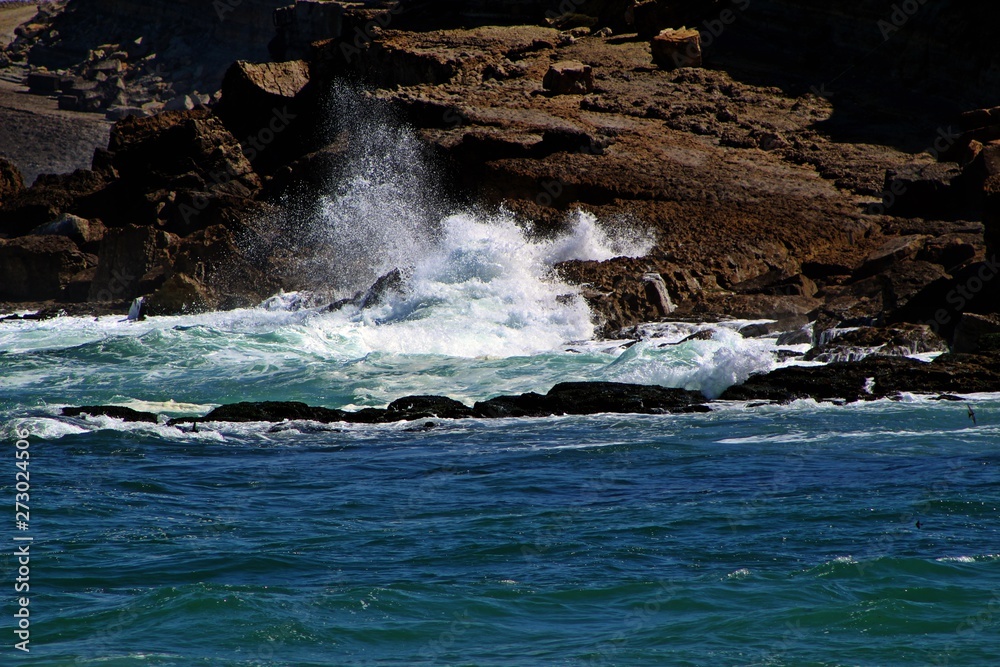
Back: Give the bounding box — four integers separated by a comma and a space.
62, 381, 712, 424
3, 0, 1000, 356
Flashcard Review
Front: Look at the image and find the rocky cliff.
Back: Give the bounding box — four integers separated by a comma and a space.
1, 0, 999, 352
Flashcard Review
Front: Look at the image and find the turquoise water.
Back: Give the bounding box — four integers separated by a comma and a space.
2, 88, 998, 665
2, 312, 999, 666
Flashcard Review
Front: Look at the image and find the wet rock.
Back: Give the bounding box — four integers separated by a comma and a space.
473, 382, 708, 418
0, 235, 96, 301
542, 61, 594, 95
62, 405, 158, 423
386, 395, 475, 420
650, 28, 702, 70
359, 268, 406, 309
802, 324, 948, 362
143, 273, 215, 315
722, 351, 1000, 403
180, 402, 348, 425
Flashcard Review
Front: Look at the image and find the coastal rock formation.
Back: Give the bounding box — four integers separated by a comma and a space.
3, 0, 1000, 346
720, 351, 1000, 404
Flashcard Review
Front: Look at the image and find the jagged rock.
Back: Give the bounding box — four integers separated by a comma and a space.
0, 235, 96, 301
144, 272, 215, 315
802, 324, 948, 362
882, 260, 951, 313
542, 61, 594, 95
854, 235, 929, 279
0, 158, 24, 202
182, 401, 348, 424
730, 271, 818, 298
881, 162, 965, 219
721, 352, 1000, 403
88, 225, 173, 302
738, 316, 810, 339
952, 312, 1000, 353
650, 28, 702, 70
32, 213, 106, 253
359, 268, 406, 309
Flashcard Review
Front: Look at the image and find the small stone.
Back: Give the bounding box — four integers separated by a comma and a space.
651, 28, 702, 70
542, 60, 594, 95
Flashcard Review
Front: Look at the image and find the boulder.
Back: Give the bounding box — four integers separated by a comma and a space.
0, 235, 95, 301
730, 271, 818, 298
651, 28, 702, 70
722, 352, 1000, 403
88, 225, 173, 302
952, 312, 1000, 353
32, 213, 106, 253
880, 162, 966, 219
854, 235, 929, 279
0, 158, 24, 202
143, 272, 215, 315
802, 324, 948, 362
542, 61, 594, 95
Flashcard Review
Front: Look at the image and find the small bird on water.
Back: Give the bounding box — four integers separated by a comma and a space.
966, 403, 976, 426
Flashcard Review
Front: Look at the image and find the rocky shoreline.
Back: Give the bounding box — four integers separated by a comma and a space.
61, 345, 1000, 427
4, 1, 1000, 398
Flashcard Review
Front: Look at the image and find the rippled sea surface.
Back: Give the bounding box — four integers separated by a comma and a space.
2, 308, 999, 666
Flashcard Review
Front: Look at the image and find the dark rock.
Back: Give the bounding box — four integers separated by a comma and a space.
721, 352, 1000, 403
542, 61, 594, 95
386, 395, 475, 420
854, 235, 929, 279
32, 213, 106, 253
0, 158, 24, 202
474, 381, 707, 418
881, 162, 965, 219
88, 225, 174, 302
62, 405, 158, 423
953, 312, 1000, 353
730, 271, 818, 298
802, 324, 948, 362
0, 235, 96, 301
359, 268, 405, 309
180, 401, 348, 425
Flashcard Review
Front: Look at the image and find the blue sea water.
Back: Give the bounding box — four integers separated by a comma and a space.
2, 88, 998, 665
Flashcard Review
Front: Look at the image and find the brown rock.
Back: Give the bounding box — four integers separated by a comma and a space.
651, 28, 702, 70
88, 225, 173, 302
0, 235, 95, 301
0, 158, 24, 202
542, 61, 594, 95
855, 235, 929, 279
144, 273, 215, 315
32, 213, 106, 253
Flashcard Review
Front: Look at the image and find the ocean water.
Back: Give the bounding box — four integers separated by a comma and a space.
1, 89, 999, 665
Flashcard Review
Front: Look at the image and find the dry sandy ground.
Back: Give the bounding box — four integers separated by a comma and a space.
0, 2, 111, 185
